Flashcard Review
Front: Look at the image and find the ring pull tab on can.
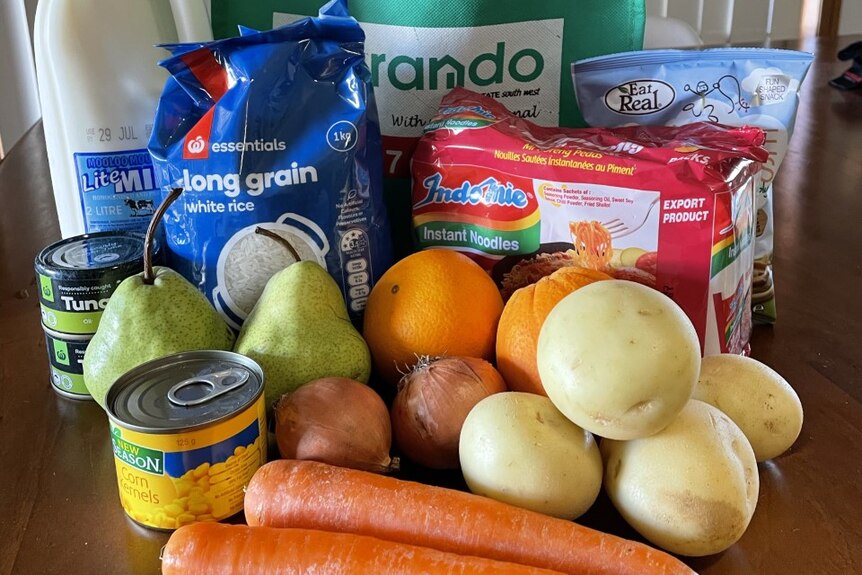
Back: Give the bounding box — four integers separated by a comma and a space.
167, 367, 250, 407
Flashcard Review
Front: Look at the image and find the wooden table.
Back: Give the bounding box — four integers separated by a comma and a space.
2, 34, 861, 575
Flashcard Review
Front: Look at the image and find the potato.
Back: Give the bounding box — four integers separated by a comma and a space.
694, 354, 803, 462
602, 400, 759, 556
459, 392, 602, 520
537, 280, 700, 440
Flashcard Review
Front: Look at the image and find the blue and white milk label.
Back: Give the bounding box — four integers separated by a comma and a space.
73, 149, 159, 233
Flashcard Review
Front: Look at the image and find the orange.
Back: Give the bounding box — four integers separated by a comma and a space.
363, 249, 503, 384
496, 266, 611, 395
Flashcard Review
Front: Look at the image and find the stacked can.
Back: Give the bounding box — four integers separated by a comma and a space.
106, 350, 267, 530
34, 232, 156, 399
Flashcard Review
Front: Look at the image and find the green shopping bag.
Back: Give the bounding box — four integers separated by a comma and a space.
211, 0, 645, 253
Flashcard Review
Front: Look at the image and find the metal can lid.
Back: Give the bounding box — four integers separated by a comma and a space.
106, 351, 264, 433
42, 324, 93, 342
34, 231, 154, 280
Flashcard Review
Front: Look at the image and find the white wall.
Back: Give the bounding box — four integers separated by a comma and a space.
0, 0, 41, 155
839, 0, 862, 35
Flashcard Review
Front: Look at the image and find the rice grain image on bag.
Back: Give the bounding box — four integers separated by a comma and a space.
208, 0, 645, 254
148, 0, 393, 329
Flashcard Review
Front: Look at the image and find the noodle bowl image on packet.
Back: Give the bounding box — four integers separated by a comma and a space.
148, 0, 392, 328
412, 88, 768, 355
572, 48, 813, 324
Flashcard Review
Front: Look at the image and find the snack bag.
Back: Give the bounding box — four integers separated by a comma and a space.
573, 49, 813, 323
412, 88, 768, 355
148, 0, 392, 328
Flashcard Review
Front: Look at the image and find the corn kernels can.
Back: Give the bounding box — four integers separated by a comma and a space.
105, 351, 266, 531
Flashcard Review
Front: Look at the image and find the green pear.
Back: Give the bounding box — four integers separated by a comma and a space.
83, 189, 235, 409
234, 260, 371, 409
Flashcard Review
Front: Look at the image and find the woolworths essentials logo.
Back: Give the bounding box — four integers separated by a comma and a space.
369, 42, 544, 91
187, 136, 206, 155
53, 341, 70, 366
39, 274, 54, 302
111, 427, 164, 475
188, 137, 288, 155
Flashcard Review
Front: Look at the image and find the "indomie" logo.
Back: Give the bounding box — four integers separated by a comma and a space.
415, 173, 529, 209
370, 42, 544, 91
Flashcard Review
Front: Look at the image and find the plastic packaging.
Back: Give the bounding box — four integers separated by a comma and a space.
412, 88, 767, 355
209, 0, 647, 258
209, 0, 646, 176
148, 0, 392, 328
573, 48, 813, 323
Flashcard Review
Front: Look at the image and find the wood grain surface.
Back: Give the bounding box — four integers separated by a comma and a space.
1, 35, 860, 575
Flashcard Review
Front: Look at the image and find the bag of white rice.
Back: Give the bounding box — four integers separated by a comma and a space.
148, 0, 392, 328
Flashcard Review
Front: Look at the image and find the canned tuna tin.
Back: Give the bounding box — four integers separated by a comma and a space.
35, 231, 154, 335
43, 327, 92, 400
106, 351, 267, 531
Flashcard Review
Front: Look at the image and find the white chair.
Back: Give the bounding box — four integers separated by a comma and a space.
644, 15, 704, 49
645, 0, 810, 46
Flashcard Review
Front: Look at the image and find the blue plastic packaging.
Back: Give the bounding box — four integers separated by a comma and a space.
573, 48, 813, 323
148, 0, 392, 328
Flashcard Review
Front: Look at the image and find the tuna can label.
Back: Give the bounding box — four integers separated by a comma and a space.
38, 274, 122, 335
44, 329, 91, 398
35, 232, 150, 335
109, 395, 266, 530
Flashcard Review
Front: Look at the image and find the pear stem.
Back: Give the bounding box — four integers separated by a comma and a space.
254, 227, 302, 262
143, 188, 183, 285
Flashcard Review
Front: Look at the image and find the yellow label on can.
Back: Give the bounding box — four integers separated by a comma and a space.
109, 395, 266, 530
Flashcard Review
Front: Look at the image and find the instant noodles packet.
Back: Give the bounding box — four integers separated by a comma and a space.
148, 0, 392, 328
412, 88, 768, 355
573, 48, 813, 323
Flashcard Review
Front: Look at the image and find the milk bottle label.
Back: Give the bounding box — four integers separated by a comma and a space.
73, 148, 160, 232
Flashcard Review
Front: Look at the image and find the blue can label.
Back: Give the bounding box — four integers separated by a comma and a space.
74, 149, 160, 233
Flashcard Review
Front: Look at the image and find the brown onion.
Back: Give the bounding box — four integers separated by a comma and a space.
274, 377, 397, 473
391, 356, 508, 469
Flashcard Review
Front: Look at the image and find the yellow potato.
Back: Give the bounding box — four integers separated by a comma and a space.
459, 392, 603, 520
537, 280, 700, 439
694, 354, 803, 462
602, 400, 759, 556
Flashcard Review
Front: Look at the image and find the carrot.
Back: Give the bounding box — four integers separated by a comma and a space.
245, 460, 697, 575
161, 523, 568, 575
